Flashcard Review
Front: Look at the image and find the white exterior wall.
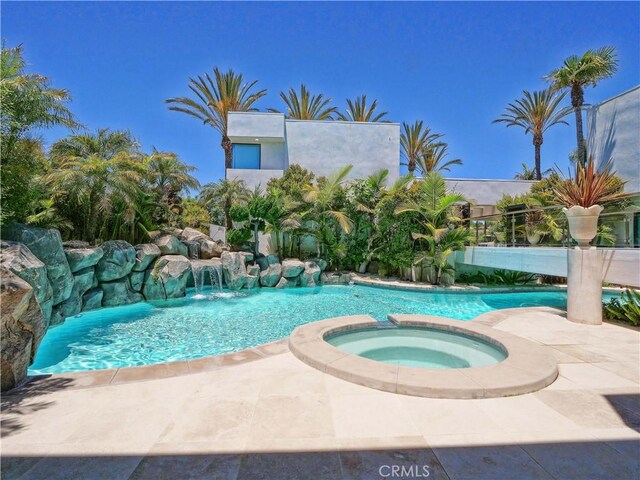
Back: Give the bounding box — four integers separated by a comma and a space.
456, 247, 640, 287
284, 120, 400, 182
587, 86, 640, 193
226, 168, 283, 189
444, 178, 535, 217
227, 112, 285, 140
260, 142, 286, 170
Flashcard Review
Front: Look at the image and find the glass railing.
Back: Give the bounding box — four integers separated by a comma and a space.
463, 195, 640, 248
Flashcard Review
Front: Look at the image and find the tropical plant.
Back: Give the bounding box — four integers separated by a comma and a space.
400, 121, 444, 173
199, 178, 250, 229
493, 88, 570, 180
301, 165, 353, 263
229, 188, 283, 257
1, 43, 81, 225
415, 143, 462, 175
514, 163, 552, 180
166, 68, 266, 169
45, 129, 146, 242
546, 47, 618, 166
395, 172, 472, 284
458, 269, 536, 285
336, 95, 388, 122
603, 289, 640, 326
178, 198, 210, 232
553, 158, 627, 208
266, 164, 315, 202
271, 84, 337, 120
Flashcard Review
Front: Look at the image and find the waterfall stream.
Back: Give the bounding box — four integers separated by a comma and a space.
191, 261, 223, 295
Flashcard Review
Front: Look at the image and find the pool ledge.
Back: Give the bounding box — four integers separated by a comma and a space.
288, 314, 558, 399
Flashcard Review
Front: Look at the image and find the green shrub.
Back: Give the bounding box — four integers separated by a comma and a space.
458, 269, 536, 285
603, 290, 640, 326
226, 228, 251, 248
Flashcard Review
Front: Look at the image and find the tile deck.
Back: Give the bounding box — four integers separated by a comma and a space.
1, 308, 638, 479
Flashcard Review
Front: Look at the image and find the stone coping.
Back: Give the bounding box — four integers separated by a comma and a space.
288, 314, 558, 399
9, 339, 289, 394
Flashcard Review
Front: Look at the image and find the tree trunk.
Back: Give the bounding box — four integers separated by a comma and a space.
224, 200, 232, 230
571, 84, 586, 167
253, 222, 260, 258
533, 136, 542, 181
221, 135, 233, 171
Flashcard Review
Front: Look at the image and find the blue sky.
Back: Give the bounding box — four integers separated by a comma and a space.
3, 1, 639, 186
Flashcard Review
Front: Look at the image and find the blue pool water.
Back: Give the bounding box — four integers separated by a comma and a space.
327, 327, 507, 368
29, 285, 616, 374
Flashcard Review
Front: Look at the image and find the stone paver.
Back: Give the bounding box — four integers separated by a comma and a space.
1, 308, 639, 479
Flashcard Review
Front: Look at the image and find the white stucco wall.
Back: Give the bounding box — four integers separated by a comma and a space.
456, 247, 640, 287
226, 168, 284, 190
227, 112, 285, 141
444, 179, 535, 215
260, 142, 286, 170
284, 120, 400, 183
587, 86, 640, 193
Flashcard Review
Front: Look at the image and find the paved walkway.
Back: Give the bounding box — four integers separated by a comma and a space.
1, 308, 639, 479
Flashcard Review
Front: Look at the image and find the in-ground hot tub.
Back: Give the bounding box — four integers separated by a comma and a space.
326, 326, 507, 369
289, 314, 558, 398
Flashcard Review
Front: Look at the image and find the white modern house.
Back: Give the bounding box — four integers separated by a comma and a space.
226, 112, 401, 188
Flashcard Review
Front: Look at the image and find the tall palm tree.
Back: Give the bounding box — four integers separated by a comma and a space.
493, 89, 570, 180
546, 47, 618, 166
415, 143, 462, 175
336, 95, 388, 122
165, 68, 267, 170
271, 84, 338, 120
400, 121, 444, 173
46, 129, 145, 242
395, 172, 471, 285
199, 178, 250, 230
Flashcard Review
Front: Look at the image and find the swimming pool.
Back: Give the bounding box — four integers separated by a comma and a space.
29, 285, 615, 374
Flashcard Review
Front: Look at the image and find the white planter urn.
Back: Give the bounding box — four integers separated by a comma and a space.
563, 205, 603, 247
526, 231, 541, 245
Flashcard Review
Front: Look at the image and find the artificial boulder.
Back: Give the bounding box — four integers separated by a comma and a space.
129, 270, 145, 292
275, 277, 297, 289
2, 224, 74, 305
142, 255, 192, 300
50, 288, 82, 325
1, 267, 45, 391
259, 263, 282, 288
63, 245, 104, 273
300, 261, 321, 287
73, 267, 97, 297
281, 259, 305, 278
220, 252, 248, 290
0, 241, 53, 324
247, 264, 260, 277
132, 243, 161, 272
153, 234, 188, 257
246, 275, 259, 289
82, 288, 103, 311
95, 240, 136, 282
101, 277, 144, 307
198, 238, 224, 259
180, 227, 207, 242
183, 241, 200, 259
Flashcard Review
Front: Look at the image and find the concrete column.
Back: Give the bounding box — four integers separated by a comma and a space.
567, 247, 603, 325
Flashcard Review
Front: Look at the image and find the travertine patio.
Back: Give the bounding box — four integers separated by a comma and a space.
1, 307, 639, 479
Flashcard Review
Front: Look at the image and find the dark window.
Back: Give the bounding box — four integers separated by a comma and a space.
232, 144, 261, 169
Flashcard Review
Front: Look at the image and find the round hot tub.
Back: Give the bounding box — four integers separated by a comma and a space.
289, 314, 558, 398
326, 326, 507, 369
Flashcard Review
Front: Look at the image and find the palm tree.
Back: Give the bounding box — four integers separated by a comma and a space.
415, 143, 462, 175
546, 47, 618, 166
144, 149, 200, 211
46, 129, 145, 242
336, 95, 388, 122
271, 84, 338, 120
302, 165, 353, 259
494, 89, 570, 180
199, 178, 250, 230
400, 121, 444, 173
514, 162, 552, 180
166, 68, 267, 170
395, 172, 471, 285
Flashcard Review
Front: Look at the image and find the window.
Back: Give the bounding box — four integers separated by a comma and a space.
232, 144, 261, 169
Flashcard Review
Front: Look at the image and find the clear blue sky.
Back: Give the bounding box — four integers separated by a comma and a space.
3, 1, 639, 186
